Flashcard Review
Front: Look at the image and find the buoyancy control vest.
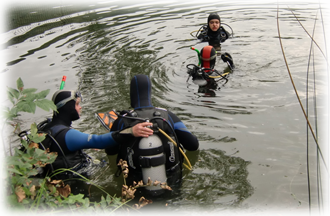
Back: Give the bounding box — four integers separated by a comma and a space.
37, 119, 91, 176
115, 107, 183, 190
197, 25, 230, 43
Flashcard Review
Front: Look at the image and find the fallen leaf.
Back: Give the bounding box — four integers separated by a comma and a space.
28, 142, 39, 149
15, 186, 26, 203
57, 184, 71, 198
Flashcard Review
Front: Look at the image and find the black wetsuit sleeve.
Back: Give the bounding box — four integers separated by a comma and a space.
105, 117, 135, 155
168, 111, 199, 151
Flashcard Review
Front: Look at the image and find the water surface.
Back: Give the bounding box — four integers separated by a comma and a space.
0, 0, 329, 214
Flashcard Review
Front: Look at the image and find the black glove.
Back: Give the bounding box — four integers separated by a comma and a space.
221, 52, 234, 68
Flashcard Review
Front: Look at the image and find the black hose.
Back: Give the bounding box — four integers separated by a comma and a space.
41, 132, 70, 170
221, 23, 234, 37
195, 25, 207, 38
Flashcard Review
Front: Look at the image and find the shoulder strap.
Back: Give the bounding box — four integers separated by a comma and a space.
48, 124, 68, 137
39, 124, 69, 155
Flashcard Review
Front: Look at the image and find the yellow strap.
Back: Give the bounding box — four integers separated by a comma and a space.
183, 163, 191, 170
208, 72, 230, 79
190, 30, 200, 37
157, 128, 192, 170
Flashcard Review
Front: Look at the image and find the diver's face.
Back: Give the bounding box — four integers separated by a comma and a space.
209, 19, 220, 31
75, 97, 82, 117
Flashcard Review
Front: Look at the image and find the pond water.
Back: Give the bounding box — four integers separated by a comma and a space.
0, 0, 329, 215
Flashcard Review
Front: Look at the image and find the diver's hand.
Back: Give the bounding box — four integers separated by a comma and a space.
132, 122, 153, 137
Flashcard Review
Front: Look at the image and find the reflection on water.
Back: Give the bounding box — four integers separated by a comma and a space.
77, 45, 170, 134
86, 148, 252, 212
169, 149, 253, 211
1, 0, 329, 214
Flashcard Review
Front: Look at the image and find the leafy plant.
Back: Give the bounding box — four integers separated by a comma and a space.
6, 126, 126, 212
0, 78, 56, 156
2, 77, 133, 213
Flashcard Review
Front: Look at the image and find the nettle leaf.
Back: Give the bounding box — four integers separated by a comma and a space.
71, 194, 85, 203
46, 153, 57, 163
33, 148, 46, 157
7, 92, 15, 105
30, 123, 38, 134
10, 107, 18, 117
21, 88, 37, 95
31, 134, 46, 143
16, 101, 36, 113
21, 199, 30, 205
20, 93, 37, 102
16, 77, 24, 91
2, 110, 13, 120
7, 168, 24, 176
9, 175, 20, 186
20, 139, 29, 148
26, 169, 39, 177
7, 156, 24, 166
7, 87, 20, 100
35, 99, 57, 112
8, 194, 20, 206
82, 197, 90, 208
112, 196, 122, 205
100, 196, 107, 208
4, 156, 20, 165
21, 151, 33, 161
21, 162, 33, 169
106, 194, 112, 204
21, 186, 32, 196
28, 123, 46, 142
35, 89, 50, 99
26, 147, 35, 156
25, 156, 39, 165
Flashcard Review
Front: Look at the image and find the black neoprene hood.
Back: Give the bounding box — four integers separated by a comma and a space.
207, 13, 221, 23
130, 74, 153, 109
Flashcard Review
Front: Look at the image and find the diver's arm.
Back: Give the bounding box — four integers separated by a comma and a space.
168, 111, 199, 151
64, 129, 120, 152
104, 121, 153, 155
132, 122, 153, 137
65, 122, 154, 152
111, 117, 153, 137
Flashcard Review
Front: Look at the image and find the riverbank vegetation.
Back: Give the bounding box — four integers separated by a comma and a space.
2, 77, 153, 213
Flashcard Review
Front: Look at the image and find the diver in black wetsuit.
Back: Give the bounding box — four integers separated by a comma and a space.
105, 74, 199, 195
36, 90, 151, 177
186, 45, 234, 97
197, 13, 231, 49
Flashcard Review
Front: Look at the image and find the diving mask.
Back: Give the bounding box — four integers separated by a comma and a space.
52, 90, 82, 109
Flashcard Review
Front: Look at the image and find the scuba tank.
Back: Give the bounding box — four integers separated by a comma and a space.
106, 108, 183, 195
200, 45, 216, 71
139, 134, 167, 196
